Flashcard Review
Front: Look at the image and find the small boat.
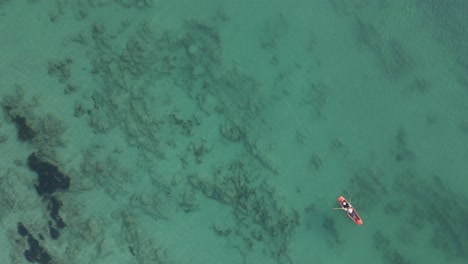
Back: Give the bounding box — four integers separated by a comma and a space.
336, 196, 363, 226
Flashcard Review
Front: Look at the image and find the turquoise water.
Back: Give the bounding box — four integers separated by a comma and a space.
1, 1, 467, 263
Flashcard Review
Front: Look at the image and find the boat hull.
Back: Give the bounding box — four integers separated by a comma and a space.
338, 196, 363, 225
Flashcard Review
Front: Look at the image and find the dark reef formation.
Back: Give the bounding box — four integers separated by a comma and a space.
26, 152, 69, 240
11, 115, 37, 142
17, 223, 53, 264
2, 102, 37, 142
27, 152, 70, 196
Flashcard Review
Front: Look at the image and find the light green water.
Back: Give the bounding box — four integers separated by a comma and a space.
0, 1, 467, 263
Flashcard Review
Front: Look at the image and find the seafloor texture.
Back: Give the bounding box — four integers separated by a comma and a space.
1, 0, 468, 264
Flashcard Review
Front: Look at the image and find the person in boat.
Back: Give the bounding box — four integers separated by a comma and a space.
342, 201, 356, 217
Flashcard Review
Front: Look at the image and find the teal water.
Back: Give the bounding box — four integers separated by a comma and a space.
1, 1, 467, 263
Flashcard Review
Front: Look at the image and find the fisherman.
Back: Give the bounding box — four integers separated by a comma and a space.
342, 201, 350, 209
342, 201, 355, 217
